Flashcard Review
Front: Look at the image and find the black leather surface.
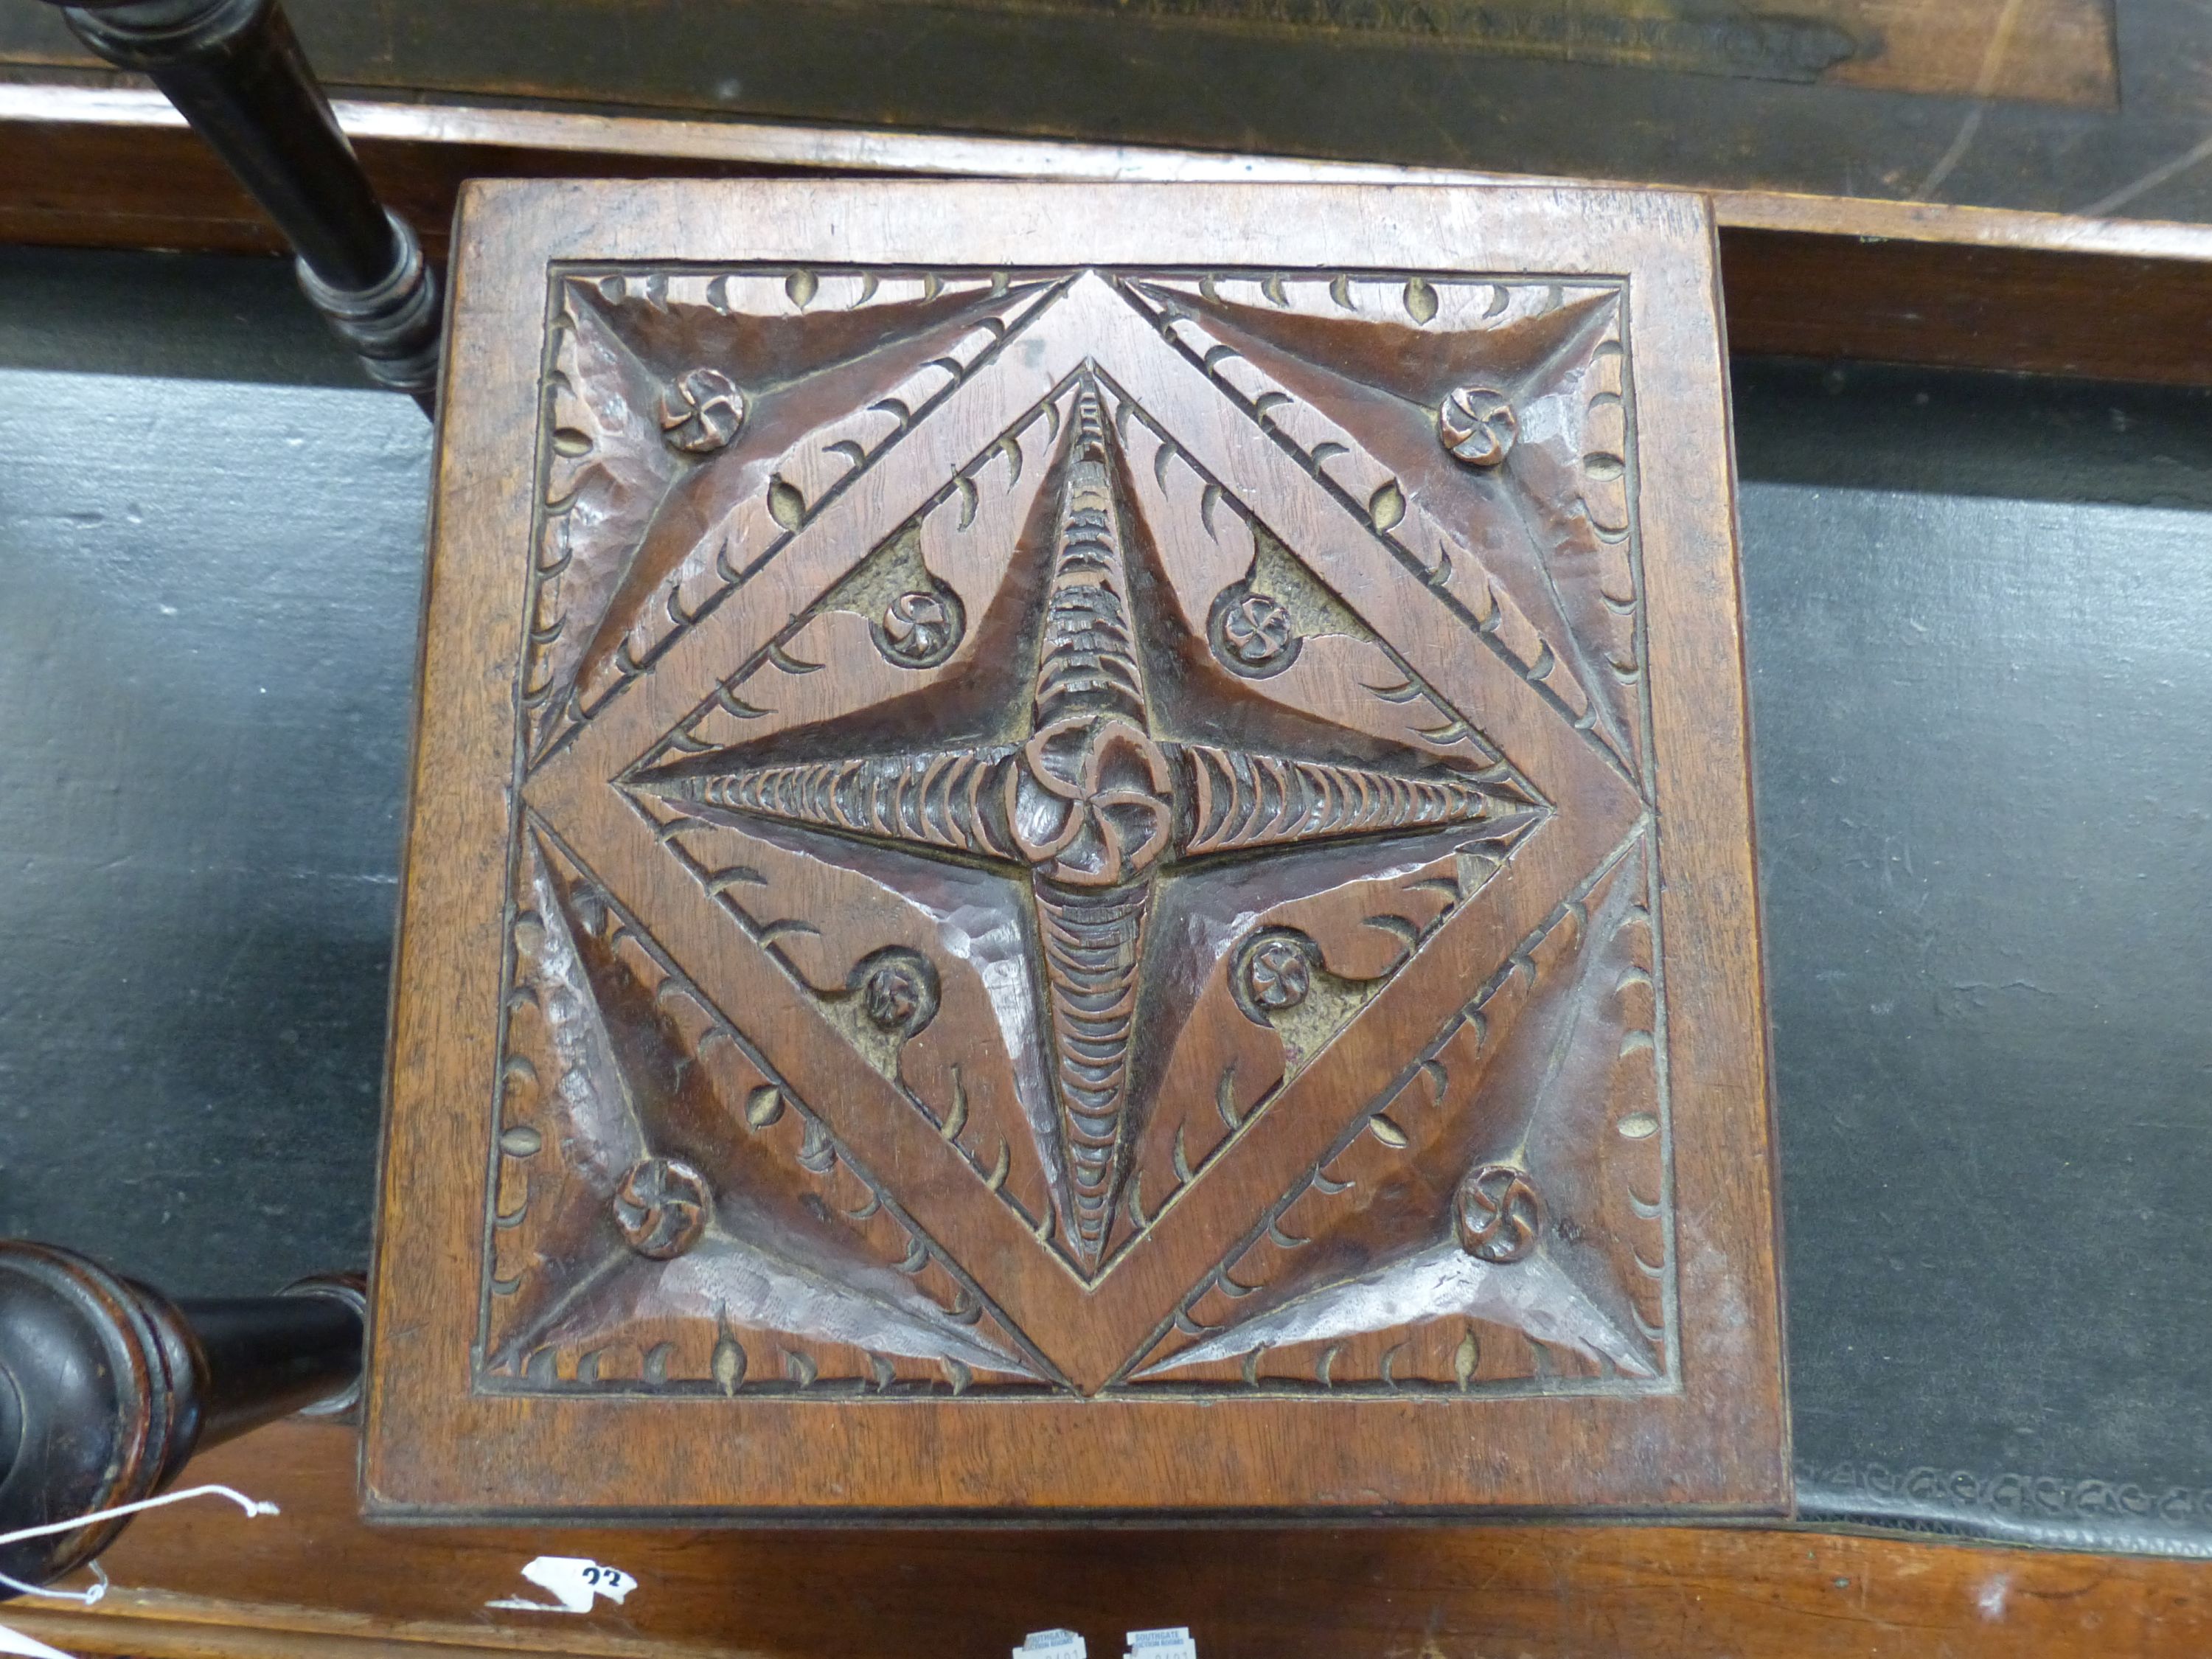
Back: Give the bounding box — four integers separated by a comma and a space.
1737, 361, 2212, 1557
1, 248, 2208, 1551
0, 248, 423, 1298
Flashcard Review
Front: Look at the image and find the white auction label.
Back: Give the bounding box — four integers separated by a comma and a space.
486, 1555, 639, 1613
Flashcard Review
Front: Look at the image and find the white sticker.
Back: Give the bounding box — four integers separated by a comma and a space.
0, 1623, 77, 1659
486, 1555, 639, 1613
1015, 1630, 1088, 1659
1126, 1628, 1198, 1659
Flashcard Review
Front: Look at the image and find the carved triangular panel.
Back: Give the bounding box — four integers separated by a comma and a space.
372, 181, 1784, 1517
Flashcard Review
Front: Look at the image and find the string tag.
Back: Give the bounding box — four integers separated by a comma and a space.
0, 1485, 279, 1659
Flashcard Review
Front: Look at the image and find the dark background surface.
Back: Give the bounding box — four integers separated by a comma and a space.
1736, 362, 2212, 1552
7, 0, 2212, 226
0, 245, 2207, 1551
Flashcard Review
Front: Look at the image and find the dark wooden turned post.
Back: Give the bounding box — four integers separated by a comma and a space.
41, 0, 441, 411
0, 1242, 363, 1600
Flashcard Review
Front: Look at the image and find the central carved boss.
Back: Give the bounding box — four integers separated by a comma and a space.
1009, 714, 1174, 886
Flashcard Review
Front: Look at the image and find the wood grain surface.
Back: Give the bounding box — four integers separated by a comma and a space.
6, 86, 2211, 387
8, 1419, 2211, 1658
367, 178, 1784, 1517
10, 82, 2212, 259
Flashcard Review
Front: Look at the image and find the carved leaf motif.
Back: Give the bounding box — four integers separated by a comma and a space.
490, 832, 1040, 1389
526, 296, 681, 757
1491, 324, 1642, 773
1127, 837, 1663, 1388
635, 790, 1065, 1239
1122, 837, 1512, 1253
1122, 275, 1644, 777
667, 382, 1071, 757
1110, 389, 1519, 773
529, 273, 1061, 762
1133, 1245, 1649, 1385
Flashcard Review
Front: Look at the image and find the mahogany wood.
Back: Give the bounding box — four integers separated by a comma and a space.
8, 87, 2212, 387
10, 1420, 2212, 1658
369, 178, 1783, 1517
1717, 227, 2212, 387
15, 80, 2212, 260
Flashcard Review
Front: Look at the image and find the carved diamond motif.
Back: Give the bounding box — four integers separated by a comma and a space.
634, 379, 1542, 1272
485, 267, 1672, 1399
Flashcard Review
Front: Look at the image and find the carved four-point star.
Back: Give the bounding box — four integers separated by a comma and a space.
640, 379, 1538, 1274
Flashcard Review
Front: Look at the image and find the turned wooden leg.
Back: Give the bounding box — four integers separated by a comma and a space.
0, 1242, 363, 1599
40, 0, 441, 409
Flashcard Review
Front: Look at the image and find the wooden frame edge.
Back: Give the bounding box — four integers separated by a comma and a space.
4, 80, 2212, 263
7, 80, 2211, 386
364, 177, 1786, 1518
10, 1419, 2210, 1659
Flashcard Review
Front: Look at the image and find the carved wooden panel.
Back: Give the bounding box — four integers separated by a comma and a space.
370, 181, 1785, 1516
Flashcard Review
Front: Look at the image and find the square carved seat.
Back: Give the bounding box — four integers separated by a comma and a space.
368, 180, 1786, 1517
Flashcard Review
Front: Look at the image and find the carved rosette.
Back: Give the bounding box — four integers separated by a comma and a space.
491, 265, 1672, 1399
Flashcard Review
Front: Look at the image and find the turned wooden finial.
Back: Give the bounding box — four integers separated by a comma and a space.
38, 0, 441, 408
0, 1242, 362, 1598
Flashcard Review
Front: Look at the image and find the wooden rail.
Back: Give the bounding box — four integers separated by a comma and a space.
1, 1418, 2205, 1657
6, 80, 2212, 386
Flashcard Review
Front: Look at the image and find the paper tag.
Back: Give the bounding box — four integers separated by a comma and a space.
1015, 1630, 1088, 1659
1125, 1628, 1197, 1659
486, 1556, 638, 1613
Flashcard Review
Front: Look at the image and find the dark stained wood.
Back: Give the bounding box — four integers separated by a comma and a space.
8, 88, 2212, 387
9, 84, 2212, 260
1719, 227, 2212, 386
28, 1, 442, 401
38, 3, 400, 291
10, 1420, 2212, 1658
0, 1244, 362, 1594
368, 178, 1783, 1517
